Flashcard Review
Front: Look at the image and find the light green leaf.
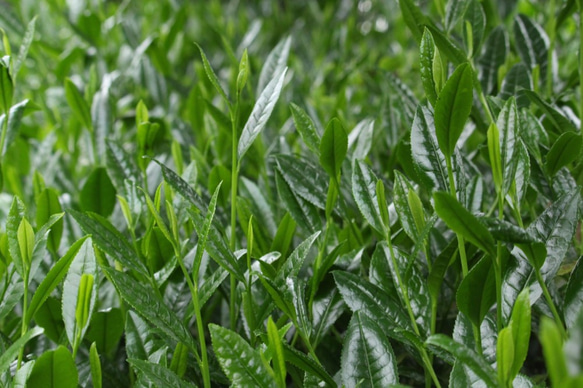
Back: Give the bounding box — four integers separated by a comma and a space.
129, 359, 197, 388
426, 334, 499, 387
238, 67, 287, 161
540, 317, 568, 387
210, 324, 277, 388
398, 0, 430, 41
35, 187, 63, 252
237, 49, 249, 96
90, 342, 103, 388
434, 62, 474, 158
497, 326, 515, 387
17, 217, 34, 272
509, 288, 531, 381
7, 196, 25, 276
267, 316, 287, 387
0, 99, 37, 156
26, 236, 89, 323
27, 345, 78, 388
91, 88, 112, 163
341, 311, 399, 387
433, 191, 496, 256
13, 16, 36, 79
195, 43, 229, 103
352, 159, 385, 235
319, 118, 348, 179
0, 59, 13, 113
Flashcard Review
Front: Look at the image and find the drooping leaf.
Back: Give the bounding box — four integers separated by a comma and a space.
69, 209, 149, 277
105, 268, 197, 352
348, 118, 375, 161
129, 359, 197, 388
27, 345, 78, 388
341, 311, 399, 387
352, 159, 386, 235
319, 118, 348, 180
523, 90, 577, 133
433, 191, 496, 256
0, 99, 37, 156
282, 343, 336, 387
398, 0, 430, 41
434, 62, 474, 159
238, 67, 287, 161
209, 324, 277, 388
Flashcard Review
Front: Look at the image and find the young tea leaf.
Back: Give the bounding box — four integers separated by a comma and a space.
420, 28, 438, 106
0, 59, 13, 113
290, 102, 320, 155
320, 118, 348, 180
65, 78, 92, 130
258, 35, 291, 95
434, 62, 474, 159
195, 43, 229, 103
352, 160, 385, 235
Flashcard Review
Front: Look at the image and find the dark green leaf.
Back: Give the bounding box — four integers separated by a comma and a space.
238, 67, 287, 161
65, 78, 92, 130
426, 334, 498, 387
445, 0, 470, 32
523, 90, 577, 132
129, 359, 197, 388
283, 342, 336, 387
85, 308, 124, 358
480, 217, 538, 243
425, 25, 468, 65
275, 154, 328, 210
352, 160, 385, 235
420, 28, 438, 106
276, 232, 319, 288
69, 209, 149, 277
514, 14, 549, 82
456, 255, 496, 327
496, 98, 519, 195
27, 345, 78, 388
433, 191, 496, 256
125, 310, 156, 360
499, 63, 532, 108
209, 324, 277, 388
545, 131, 582, 176
152, 158, 207, 213
434, 62, 474, 158
105, 267, 197, 352
398, 0, 430, 41
464, 0, 486, 56
411, 105, 449, 192
319, 118, 348, 179
478, 27, 508, 94
0, 59, 13, 113
274, 167, 321, 233
564, 257, 583, 329
341, 311, 399, 387
80, 167, 117, 217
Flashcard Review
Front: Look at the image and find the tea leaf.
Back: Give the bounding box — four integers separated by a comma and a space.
238, 67, 287, 161
478, 27, 508, 94
398, 0, 429, 41
514, 14, 549, 82
290, 102, 320, 155
274, 154, 328, 210
433, 191, 496, 256
319, 118, 348, 180
89, 342, 102, 388
80, 167, 117, 217
545, 131, 582, 176
456, 255, 496, 327
0, 99, 36, 156
420, 28, 438, 106
274, 167, 321, 233
564, 258, 583, 329
210, 324, 277, 388
540, 317, 568, 387
0, 326, 43, 373
12, 16, 36, 79
125, 310, 156, 361
508, 288, 531, 381
258, 35, 291, 95
65, 78, 92, 130
195, 43, 229, 103
434, 62, 474, 159
341, 311, 399, 387
352, 159, 385, 235
27, 345, 78, 388
426, 334, 498, 387
276, 232, 319, 289
129, 359, 197, 388
0, 59, 12, 113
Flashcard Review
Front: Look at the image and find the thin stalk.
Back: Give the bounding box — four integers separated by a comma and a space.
229, 103, 240, 331
17, 274, 28, 369
495, 192, 504, 332
192, 285, 210, 388
446, 157, 468, 276
535, 270, 568, 339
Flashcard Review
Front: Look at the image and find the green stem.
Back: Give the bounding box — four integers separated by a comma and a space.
495, 192, 504, 332
229, 102, 240, 331
192, 285, 211, 388
17, 274, 28, 369
535, 270, 567, 339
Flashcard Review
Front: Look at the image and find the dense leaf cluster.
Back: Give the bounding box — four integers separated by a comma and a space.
1, 0, 583, 387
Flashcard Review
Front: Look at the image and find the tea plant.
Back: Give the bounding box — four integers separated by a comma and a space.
0, 0, 582, 387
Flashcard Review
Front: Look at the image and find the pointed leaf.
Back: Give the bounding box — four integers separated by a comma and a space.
290, 102, 320, 155
420, 28, 438, 106
540, 317, 568, 387
0, 326, 43, 373
319, 118, 348, 179
13, 16, 36, 79
80, 167, 117, 217
129, 359, 197, 388
514, 14, 549, 82
210, 324, 277, 388
426, 334, 498, 387
509, 288, 531, 380
478, 27, 508, 94
27, 346, 78, 388
433, 191, 496, 256
238, 68, 287, 161
545, 131, 582, 176
274, 154, 328, 210
456, 255, 496, 327
341, 311, 399, 387
90, 342, 102, 388
125, 310, 157, 360
195, 43, 229, 103
274, 167, 321, 233
258, 36, 291, 95
65, 78, 92, 130
0, 59, 13, 113
352, 159, 385, 235
434, 63, 474, 158
276, 232, 320, 288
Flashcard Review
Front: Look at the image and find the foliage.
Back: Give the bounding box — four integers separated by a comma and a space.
0, 0, 582, 387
